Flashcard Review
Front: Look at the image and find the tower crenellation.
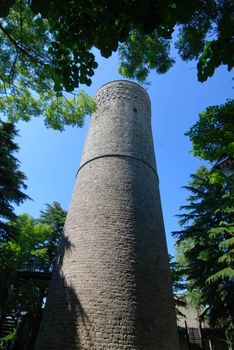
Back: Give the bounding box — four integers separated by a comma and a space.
95, 80, 150, 111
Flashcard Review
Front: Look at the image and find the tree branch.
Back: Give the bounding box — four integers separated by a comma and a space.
0, 22, 33, 59
0, 21, 48, 66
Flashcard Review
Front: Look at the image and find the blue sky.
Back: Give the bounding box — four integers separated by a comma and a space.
14, 49, 233, 255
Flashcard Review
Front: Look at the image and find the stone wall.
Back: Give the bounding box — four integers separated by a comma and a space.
35, 80, 180, 350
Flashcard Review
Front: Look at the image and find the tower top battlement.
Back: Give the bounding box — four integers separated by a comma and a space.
95, 80, 151, 112
80, 80, 156, 174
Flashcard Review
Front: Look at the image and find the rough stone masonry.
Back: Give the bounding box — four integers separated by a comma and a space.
35, 80, 180, 349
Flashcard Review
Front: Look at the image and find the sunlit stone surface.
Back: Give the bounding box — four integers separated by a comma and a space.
35, 80, 180, 350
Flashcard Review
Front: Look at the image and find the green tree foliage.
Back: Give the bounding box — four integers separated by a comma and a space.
0, 0, 199, 91
118, 30, 175, 82
0, 214, 52, 318
0, 121, 29, 240
0, 2, 96, 130
118, 0, 234, 82
39, 202, 67, 270
174, 100, 234, 344
0, 1, 232, 129
0, 202, 67, 320
186, 99, 234, 163
169, 254, 187, 318
174, 167, 234, 340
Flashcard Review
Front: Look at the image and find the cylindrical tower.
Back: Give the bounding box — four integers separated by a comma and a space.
36, 80, 180, 349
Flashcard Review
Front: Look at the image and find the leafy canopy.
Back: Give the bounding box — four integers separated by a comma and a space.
0, 202, 67, 319
0, 214, 52, 275
118, 0, 234, 83
186, 99, 234, 163
0, 2, 96, 131
0, 1, 233, 130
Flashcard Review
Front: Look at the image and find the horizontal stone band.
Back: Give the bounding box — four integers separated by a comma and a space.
77, 153, 158, 181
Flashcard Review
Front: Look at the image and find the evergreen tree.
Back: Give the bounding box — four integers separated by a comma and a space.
173, 166, 234, 346
0, 121, 29, 240
39, 202, 67, 270
173, 99, 234, 347
169, 254, 187, 318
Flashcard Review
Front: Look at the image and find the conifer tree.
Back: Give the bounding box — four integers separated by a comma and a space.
174, 100, 234, 347
174, 166, 234, 345
0, 121, 29, 240
39, 202, 67, 270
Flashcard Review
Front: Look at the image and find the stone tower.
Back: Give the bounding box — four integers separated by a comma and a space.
35, 80, 180, 349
